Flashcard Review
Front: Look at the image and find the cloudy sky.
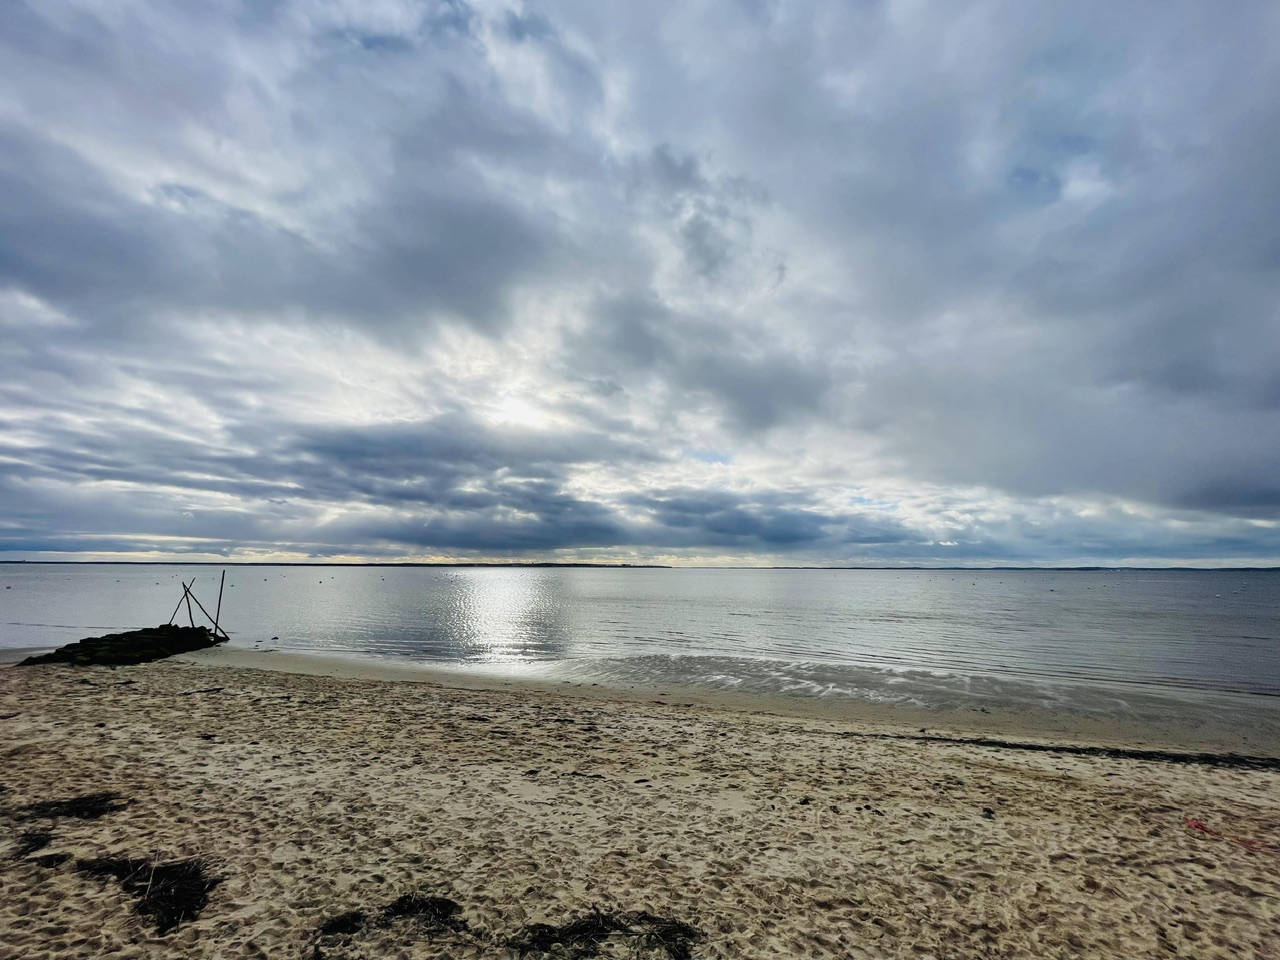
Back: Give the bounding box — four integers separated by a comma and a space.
2, 1, 1279, 566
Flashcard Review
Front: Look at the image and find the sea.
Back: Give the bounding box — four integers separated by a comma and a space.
3, 564, 1279, 728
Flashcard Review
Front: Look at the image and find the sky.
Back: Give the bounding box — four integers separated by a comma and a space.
2, 1, 1279, 566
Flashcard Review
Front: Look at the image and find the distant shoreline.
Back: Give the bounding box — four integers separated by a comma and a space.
3, 561, 1280, 571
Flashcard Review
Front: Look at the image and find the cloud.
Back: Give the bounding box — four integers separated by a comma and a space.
0, 0, 1278, 564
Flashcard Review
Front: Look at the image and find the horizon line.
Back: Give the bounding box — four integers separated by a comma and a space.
2, 561, 1279, 571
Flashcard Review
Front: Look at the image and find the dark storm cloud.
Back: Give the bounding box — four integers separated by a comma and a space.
278, 416, 659, 509
0, 407, 646, 510
0, 409, 636, 556
629, 490, 833, 546
336, 484, 628, 553
2, 0, 1279, 562
624, 489, 914, 549
0, 393, 918, 555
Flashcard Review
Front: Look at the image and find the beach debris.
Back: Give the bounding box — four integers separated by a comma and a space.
317, 908, 368, 937
77, 855, 223, 934
311, 893, 469, 956
1183, 817, 1275, 854
509, 909, 703, 960
17, 624, 223, 667
311, 901, 706, 957
33, 852, 73, 868
11, 829, 53, 858
843, 731, 1280, 772
379, 893, 468, 931
18, 791, 129, 820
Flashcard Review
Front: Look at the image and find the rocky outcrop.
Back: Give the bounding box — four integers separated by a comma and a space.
18, 625, 224, 667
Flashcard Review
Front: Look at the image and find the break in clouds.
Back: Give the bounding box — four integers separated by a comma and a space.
2, 0, 1279, 565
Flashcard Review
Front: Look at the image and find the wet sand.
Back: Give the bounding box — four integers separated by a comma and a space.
2, 651, 1278, 958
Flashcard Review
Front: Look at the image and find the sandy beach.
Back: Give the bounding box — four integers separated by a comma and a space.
2, 651, 1278, 959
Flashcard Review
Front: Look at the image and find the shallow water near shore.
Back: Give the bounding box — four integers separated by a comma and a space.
3, 564, 1279, 731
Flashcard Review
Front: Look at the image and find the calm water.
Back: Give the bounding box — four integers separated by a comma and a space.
3, 565, 1279, 712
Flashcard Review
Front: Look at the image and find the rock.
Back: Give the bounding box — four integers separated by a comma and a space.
17, 625, 224, 667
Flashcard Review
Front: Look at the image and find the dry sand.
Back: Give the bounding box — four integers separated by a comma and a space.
2, 652, 1278, 959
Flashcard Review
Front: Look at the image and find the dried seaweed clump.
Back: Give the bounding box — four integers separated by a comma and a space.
509, 909, 702, 960
19, 792, 128, 821
312, 894, 470, 958
11, 829, 53, 858
317, 909, 369, 937
317, 893, 468, 939
379, 894, 468, 931
78, 856, 223, 934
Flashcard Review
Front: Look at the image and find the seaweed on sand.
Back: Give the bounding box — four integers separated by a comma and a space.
844, 730, 1280, 771
12, 829, 53, 858
627, 912, 704, 960
509, 909, 702, 960
311, 895, 698, 959
316, 894, 467, 939
379, 893, 468, 931
317, 909, 369, 937
77, 856, 223, 934
311, 893, 470, 959
19, 791, 128, 820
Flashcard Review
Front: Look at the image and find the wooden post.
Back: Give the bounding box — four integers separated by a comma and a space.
184, 585, 229, 640
183, 582, 196, 628
213, 570, 226, 640
167, 580, 191, 626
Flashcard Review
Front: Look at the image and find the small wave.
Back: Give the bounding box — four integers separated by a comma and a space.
525, 654, 1280, 722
